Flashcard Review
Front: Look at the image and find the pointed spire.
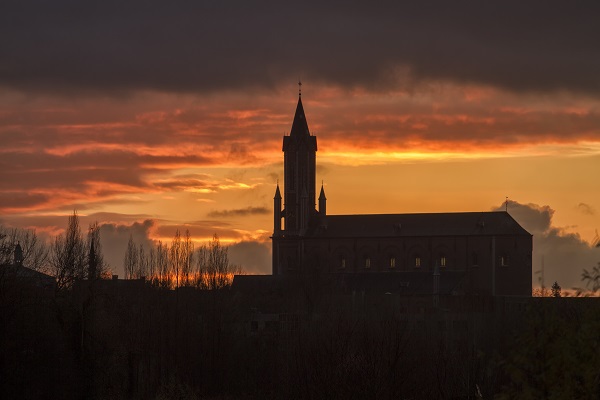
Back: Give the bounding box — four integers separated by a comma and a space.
319, 181, 327, 217
290, 88, 310, 137
319, 182, 326, 200
274, 183, 281, 199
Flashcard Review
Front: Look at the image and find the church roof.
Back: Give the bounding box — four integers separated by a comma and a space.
307, 211, 530, 237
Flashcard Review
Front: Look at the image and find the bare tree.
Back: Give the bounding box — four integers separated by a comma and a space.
196, 234, 240, 290
0, 225, 48, 271
581, 262, 600, 294
181, 230, 194, 286
156, 240, 170, 288
124, 234, 138, 280
87, 222, 109, 279
0, 227, 10, 264
170, 230, 182, 288
148, 245, 156, 284
137, 243, 147, 279
49, 211, 86, 290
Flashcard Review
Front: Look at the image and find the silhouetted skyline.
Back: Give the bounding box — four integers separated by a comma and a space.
1, 2, 599, 288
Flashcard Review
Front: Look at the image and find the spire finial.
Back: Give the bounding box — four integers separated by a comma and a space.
298, 80, 302, 97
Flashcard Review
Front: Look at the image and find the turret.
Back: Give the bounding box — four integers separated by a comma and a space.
319, 183, 327, 217
274, 184, 282, 235
13, 243, 23, 266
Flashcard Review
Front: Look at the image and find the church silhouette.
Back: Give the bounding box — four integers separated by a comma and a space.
271, 90, 532, 296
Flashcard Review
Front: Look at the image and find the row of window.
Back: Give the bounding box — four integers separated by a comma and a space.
338, 254, 510, 269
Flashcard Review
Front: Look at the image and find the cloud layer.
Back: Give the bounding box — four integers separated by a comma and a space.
2, 1, 600, 96
499, 201, 600, 290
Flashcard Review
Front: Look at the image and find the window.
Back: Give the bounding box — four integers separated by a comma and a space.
472, 252, 479, 267
365, 257, 371, 269
389, 257, 396, 269
501, 255, 509, 266
340, 257, 346, 269
415, 256, 421, 268
440, 256, 446, 267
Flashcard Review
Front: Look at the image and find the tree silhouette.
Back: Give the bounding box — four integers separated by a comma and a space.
551, 281, 561, 297
196, 234, 240, 290
49, 211, 86, 290
87, 222, 108, 279
124, 234, 137, 280
581, 262, 600, 293
0, 225, 48, 271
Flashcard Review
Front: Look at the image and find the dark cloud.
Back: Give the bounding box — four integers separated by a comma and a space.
0, 212, 158, 277
207, 206, 270, 218
228, 241, 271, 275
495, 200, 600, 289
1, 1, 600, 96
154, 221, 242, 242
0, 192, 50, 210
98, 219, 156, 277
577, 202, 596, 216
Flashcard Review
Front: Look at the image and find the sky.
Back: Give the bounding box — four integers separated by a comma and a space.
1, 1, 600, 288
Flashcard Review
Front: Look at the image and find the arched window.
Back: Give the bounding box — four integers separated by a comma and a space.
415, 256, 421, 268
440, 255, 447, 268
365, 257, 371, 269
472, 252, 479, 267
501, 254, 509, 266
389, 257, 396, 269
340, 257, 346, 269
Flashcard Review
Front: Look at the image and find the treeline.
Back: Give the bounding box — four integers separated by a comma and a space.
0, 211, 240, 291
0, 212, 106, 290
123, 231, 241, 290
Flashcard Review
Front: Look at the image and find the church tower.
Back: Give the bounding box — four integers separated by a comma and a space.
272, 85, 318, 274
281, 86, 317, 235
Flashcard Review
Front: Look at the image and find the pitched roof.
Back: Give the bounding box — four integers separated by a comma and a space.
307, 211, 530, 237
1, 264, 56, 289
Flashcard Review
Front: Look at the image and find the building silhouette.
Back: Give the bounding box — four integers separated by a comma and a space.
0, 243, 55, 290
271, 91, 532, 296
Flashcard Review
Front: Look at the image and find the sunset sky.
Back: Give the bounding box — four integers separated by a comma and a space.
1, 1, 599, 288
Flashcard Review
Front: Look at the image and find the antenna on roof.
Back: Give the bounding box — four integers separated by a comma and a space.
505, 196, 509, 212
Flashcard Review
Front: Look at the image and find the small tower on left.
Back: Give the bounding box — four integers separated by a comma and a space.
13, 243, 24, 266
